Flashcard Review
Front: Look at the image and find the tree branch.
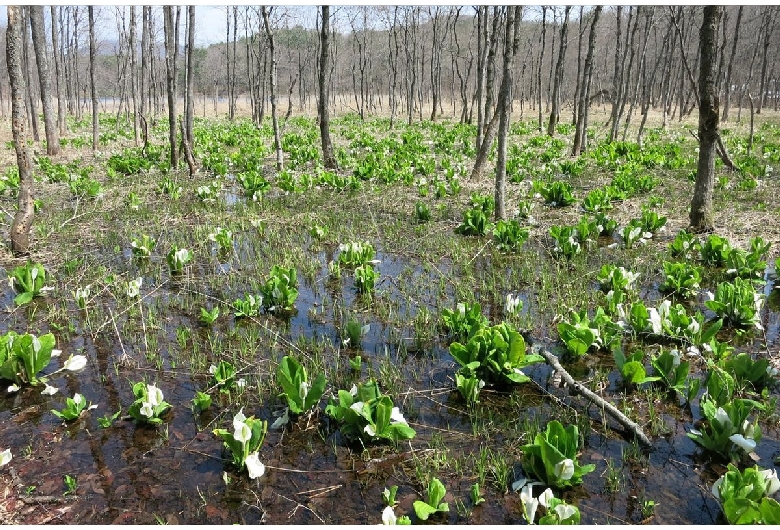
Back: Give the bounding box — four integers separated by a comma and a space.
536, 347, 653, 449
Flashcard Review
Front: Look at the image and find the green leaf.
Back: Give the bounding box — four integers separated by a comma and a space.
14, 291, 33, 306
427, 477, 447, 508
413, 500, 440, 521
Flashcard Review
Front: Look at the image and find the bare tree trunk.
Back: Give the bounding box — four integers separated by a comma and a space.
89, 6, 98, 152
140, 7, 149, 123
29, 6, 59, 155
475, 6, 489, 148
185, 6, 195, 150
536, 6, 547, 131
547, 6, 570, 136
318, 6, 337, 170
262, 6, 283, 171
495, 7, 521, 221
571, 6, 585, 126
163, 6, 178, 169
757, 7, 777, 114
129, 6, 139, 145
572, 7, 601, 156
6, 6, 35, 256
22, 7, 40, 143
50, 7, 67, 137
690, 6, 722, 233
721, 6, 742, 122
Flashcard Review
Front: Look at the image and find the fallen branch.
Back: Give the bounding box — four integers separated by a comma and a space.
536, 347, 653, 449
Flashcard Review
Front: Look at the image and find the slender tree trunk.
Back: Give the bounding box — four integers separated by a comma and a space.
185, 6, 195, 150
721, 6, 743, 122
7, 6, 35, 255
129, 6, 139, 145
757, 7, 777, 114
29, 5, 59, 155
262, 6, 283, 171
140, 7, 149, 122
547, 6, 570, 136
572, 7, 601, 156
22, 7, 40, 143
163, 6, 178, 169
89, 6, 98, 152
50, 7, 67, 136
495, 7, 521, 221
690, 6, 722, 232
318, 6, 337, 170
536, 6, 547, 131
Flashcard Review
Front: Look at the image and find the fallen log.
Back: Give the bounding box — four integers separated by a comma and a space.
535, 347, 653, 449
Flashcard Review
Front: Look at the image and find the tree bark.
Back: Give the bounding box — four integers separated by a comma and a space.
6, 6, 36, 256
163, 6, 178, 169
572, 7, 601, 157
721, 6, 743, 122
129, 6, 139, 145
21, 7, 40, 143
318, 6, 337, 170
50, 7, 66, 135
262, 6, 283, 171
184, 6, 195, 150
689, 6, 722, 233
89, 6, 98, 152
495, 7, 521, 221
29, 6, 59, 155
547, 7, 570, 136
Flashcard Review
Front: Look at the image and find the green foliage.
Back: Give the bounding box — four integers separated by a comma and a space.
414, 201, 431, 223
127, 382, 172, 425
492, 220, 529, 252
68, 176, 103, 199
712, 464, 780, 524
166, 246, 193, 274
456, 207, 491, 236
650, 348, 690, 396
238, 170, 271, 201
638, 207, 667, 234
51, 393, 93, 421
613, 348, 660, 387
597, 264, 639, 294
688, 397, 762, 461
449, 322, 544, 386
342, 318, 369, 349
440, 302, 488, 342
276, 356, 326, 415
412, 477, 450, 521
233, 293, 261, 318
700, 234, 732, 267
209, 361, 238, 393
208, 227, 233, 253
199, 306, 220, 326
469, 192, 495, 216
557, 308, 622, 357
705, 278, 763, 329
659, 261, 702, 298
191, 391, 212, 412
0, 332, 56, 385
539, 181, 576, 206
9, 261, 47, 305
324, 379, 416, 443
621, 219, 652, 249
354, 264, 379, 294
455, 372, 485, 406
213, 409, 267, 477
97, 408, 123, 428
520, 420, 596, 488
259, 266, 299, 311
338, 241, 376, 268
581, 187, 613, 213
130, 235, 156, 259
721, 353, 777, 394
549, 225, 581, 258
670, 229, 698, 260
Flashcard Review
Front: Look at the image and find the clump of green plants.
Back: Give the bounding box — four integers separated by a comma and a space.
669, 229, 699, 260
234, 293, 261, 318
711, 464, 780, 524
539, 180, 576, 207
208, 227, 233, 254
659, 261, 703, 298
338, 241, 376, 268
493, 220, 529, 252
414, 201, 431, 223
688, 396, 762, 462
52, 392, 95, 421
127, 382, 172, 425
650, 348, 691, 396
324, 379, 415, 443
0, 332, 68, 386
549, 225, 581, 258
199, 306, 220, 325
167, 246, 193, 275
704, 278, 764, 329
581, 187, 613, 213
597, 264, 639, 294
413, 477, 450, 521
700, 234, 732, 267
238, 170, 270, 201
259, 266, 298, 311
519, 485, 581, 525
613, 348, 660, 388
130, 234, 156, 259
456, 207, 491, 236
440, 302, 488, 342
557, 308, 622, 357
9, 261, 48, 306
449, 322, 543, 386
520, 420, 596, 488
213, 409, 267, 479
354, 264, 379, 295
209, 361, 240, 393
276, 355, 326, 417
